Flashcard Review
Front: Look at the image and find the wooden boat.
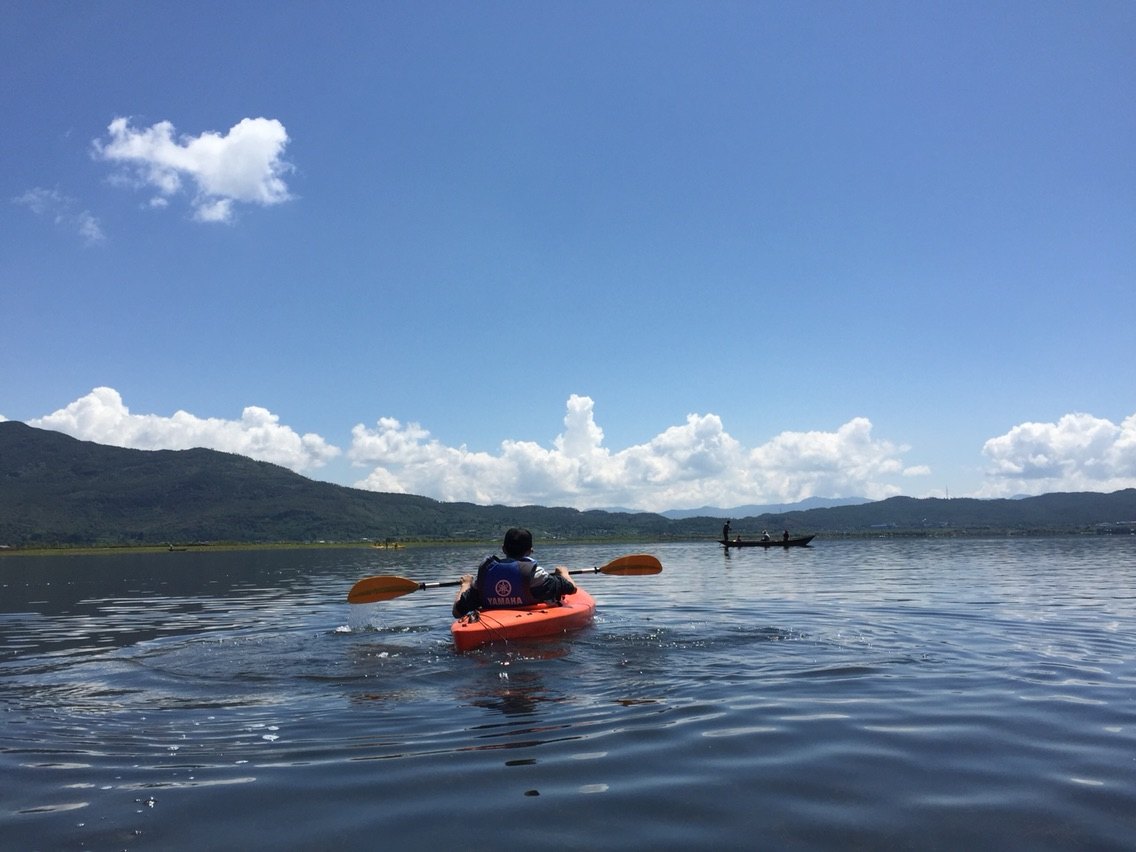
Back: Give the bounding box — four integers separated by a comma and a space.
719, 535, 815, 549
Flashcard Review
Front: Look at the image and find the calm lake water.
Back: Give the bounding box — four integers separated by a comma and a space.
2, 538, 1135, 850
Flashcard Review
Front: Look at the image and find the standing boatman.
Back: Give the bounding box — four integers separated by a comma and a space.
722, 519, 731, 542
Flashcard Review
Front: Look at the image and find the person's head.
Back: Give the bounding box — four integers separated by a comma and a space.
502, 527, 533, 558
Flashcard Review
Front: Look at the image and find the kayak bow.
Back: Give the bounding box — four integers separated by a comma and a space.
450, 588, 596, 651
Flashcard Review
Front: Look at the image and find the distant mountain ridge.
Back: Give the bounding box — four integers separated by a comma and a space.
660, 497, 872, 519
1, 422, 1134, 547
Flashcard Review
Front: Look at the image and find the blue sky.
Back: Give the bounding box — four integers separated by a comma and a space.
3, 1, 1134, 512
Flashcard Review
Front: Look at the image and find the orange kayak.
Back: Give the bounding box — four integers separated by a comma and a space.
451, 588, 596, 651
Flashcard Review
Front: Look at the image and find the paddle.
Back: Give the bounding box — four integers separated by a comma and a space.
346, 553, 663, 604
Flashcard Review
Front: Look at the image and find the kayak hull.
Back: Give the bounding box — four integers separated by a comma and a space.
451, 588, 596, 651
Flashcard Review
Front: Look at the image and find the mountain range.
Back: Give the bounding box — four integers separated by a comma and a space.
658, 497, 872, 519
1, 421, 1133, 547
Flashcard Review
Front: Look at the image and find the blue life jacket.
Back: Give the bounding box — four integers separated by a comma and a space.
477, 557, 539, 609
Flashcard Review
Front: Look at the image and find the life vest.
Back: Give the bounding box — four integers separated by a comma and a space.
477, 556, 539, 609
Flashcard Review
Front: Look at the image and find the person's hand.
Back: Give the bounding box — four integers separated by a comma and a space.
554, 566, 571, 579
455, 574, 473, 603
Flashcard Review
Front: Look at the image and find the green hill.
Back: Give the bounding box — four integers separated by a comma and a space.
719, 492, 1136, 537
1, 421, 1133, 547
0, 421, 672, 546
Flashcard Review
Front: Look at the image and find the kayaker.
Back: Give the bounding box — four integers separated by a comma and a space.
452, 527, 577, 618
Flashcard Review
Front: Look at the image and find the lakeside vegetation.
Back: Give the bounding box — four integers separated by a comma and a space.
2, 421, 1134, 551
6, 528, 1134, 558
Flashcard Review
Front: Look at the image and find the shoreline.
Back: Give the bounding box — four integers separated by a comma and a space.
2, 528, 1130, 557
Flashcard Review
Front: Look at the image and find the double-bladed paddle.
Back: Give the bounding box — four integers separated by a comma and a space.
346, 553, 663, 604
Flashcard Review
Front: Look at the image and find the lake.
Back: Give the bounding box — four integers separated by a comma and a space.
2, 537, 1135, 850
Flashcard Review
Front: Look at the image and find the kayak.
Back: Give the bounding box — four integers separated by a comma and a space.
451, 588, 596, 651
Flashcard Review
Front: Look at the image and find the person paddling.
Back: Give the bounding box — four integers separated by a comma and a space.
453, 528, 577, 618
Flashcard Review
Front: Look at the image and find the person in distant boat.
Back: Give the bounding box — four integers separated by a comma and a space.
453, 527, 577, 617
722, 520, 731, 542
782, 529, 790, 542
761, 530, 771, 542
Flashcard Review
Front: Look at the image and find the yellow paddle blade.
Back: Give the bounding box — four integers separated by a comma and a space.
347, 575, 421, 604
599, 554, 663, 575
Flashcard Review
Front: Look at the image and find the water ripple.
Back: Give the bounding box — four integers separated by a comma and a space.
3, 539, 1136, 849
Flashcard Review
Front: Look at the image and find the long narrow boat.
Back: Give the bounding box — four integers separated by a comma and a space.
451, 588, 596, 651
719, 535, 815, 549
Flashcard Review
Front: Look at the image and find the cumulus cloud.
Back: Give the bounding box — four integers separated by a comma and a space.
29, 387, 339, 473
17, 389, 1136, 509
980, 412, 1136, 497
13, 187, 105, 245
349, 394, 915, 511
93, 116, 293, 222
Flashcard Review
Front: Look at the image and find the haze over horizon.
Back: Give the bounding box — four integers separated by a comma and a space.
4, 4, 1133, 513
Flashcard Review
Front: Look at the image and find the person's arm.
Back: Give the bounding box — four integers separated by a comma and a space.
452, 574, 478, 617
529, 564, 576, 601
551, 566, 577, 596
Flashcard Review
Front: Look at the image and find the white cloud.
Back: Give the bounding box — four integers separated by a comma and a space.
29, 387, 339, 473
76, 210, 105, 244
13, 187, 105, 245
349, 394, 914, 511
980, 412, 1136, 497
16, 390, 1136, 510
93, 116, 293, 223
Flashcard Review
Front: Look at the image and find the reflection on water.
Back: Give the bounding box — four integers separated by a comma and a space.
2, 539, 1136, 850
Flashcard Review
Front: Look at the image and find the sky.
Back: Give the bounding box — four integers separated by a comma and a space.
2, 1, 1134, 513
